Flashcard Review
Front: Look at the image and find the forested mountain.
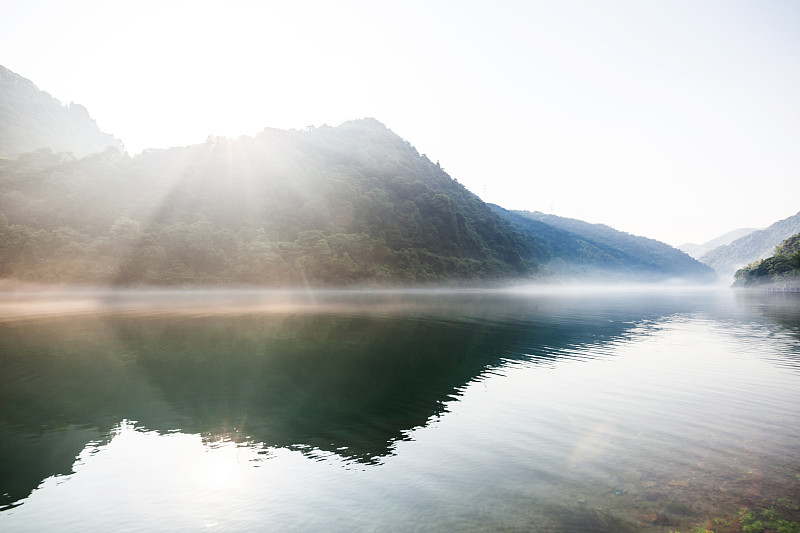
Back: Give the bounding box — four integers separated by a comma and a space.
733, 233, 800, 287
0, 119, 536, 285
700, 210, 800, 276
0, 63, 720, 288
490, 206, 716, 282
0, 65, 123, 157
678, 228, 757, 259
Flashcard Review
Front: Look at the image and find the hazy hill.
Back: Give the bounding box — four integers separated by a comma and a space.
0, 119, 536, 285
700, 210, 800, 276
490, 206, 716, 282
678, 228, 757, 259
0, 65, 123, 157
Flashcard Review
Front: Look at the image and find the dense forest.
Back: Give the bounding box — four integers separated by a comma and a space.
0, 120, 537, 285
0, 120, 718, 286
732, 233, 800, 287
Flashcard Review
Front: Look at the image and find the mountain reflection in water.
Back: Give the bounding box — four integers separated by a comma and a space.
1, 288, 799, 532
0, 289, 682, 507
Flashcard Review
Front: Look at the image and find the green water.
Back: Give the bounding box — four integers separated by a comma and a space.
1, 287, 799, 531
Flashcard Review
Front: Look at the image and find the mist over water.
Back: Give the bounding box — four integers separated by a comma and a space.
1, 287, 799, 531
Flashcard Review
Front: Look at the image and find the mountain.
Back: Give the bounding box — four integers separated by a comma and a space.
0, 111, 721, 286
490, 206, 716, 282
0, 64, 721, 286
678, 228, 757, 259
733, 232, 800, 287
699, 210, 800, 277
0, 65, 123, 157
0, 119, 538, 285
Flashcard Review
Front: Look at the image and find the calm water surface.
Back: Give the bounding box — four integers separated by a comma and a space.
0, 287, 799, 532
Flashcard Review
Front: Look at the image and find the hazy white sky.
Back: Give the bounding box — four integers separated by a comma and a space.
2, 0, 799, 246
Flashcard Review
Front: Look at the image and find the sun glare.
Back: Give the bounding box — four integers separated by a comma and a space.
202, 439, 242, 489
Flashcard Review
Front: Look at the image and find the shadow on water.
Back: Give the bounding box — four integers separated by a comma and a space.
0, 288, 745, 510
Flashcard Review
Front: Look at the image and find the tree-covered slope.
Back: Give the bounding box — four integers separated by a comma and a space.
0, 65, 123, 157
700, 210, 800, 276
490, 206, 716, 282
733, 233, 800, 287
0, 119, 535, 285
0, 58, 720, 289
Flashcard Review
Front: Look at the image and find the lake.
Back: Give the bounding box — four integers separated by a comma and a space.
0, 286, 799, 532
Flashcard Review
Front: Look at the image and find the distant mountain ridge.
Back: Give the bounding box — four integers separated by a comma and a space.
0, 65, 123, 157
700, 210, 800, 276
490, 206, 716, 282
678, 228, 757, 259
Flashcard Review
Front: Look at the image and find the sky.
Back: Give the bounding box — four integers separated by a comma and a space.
2, 0, 799, 246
